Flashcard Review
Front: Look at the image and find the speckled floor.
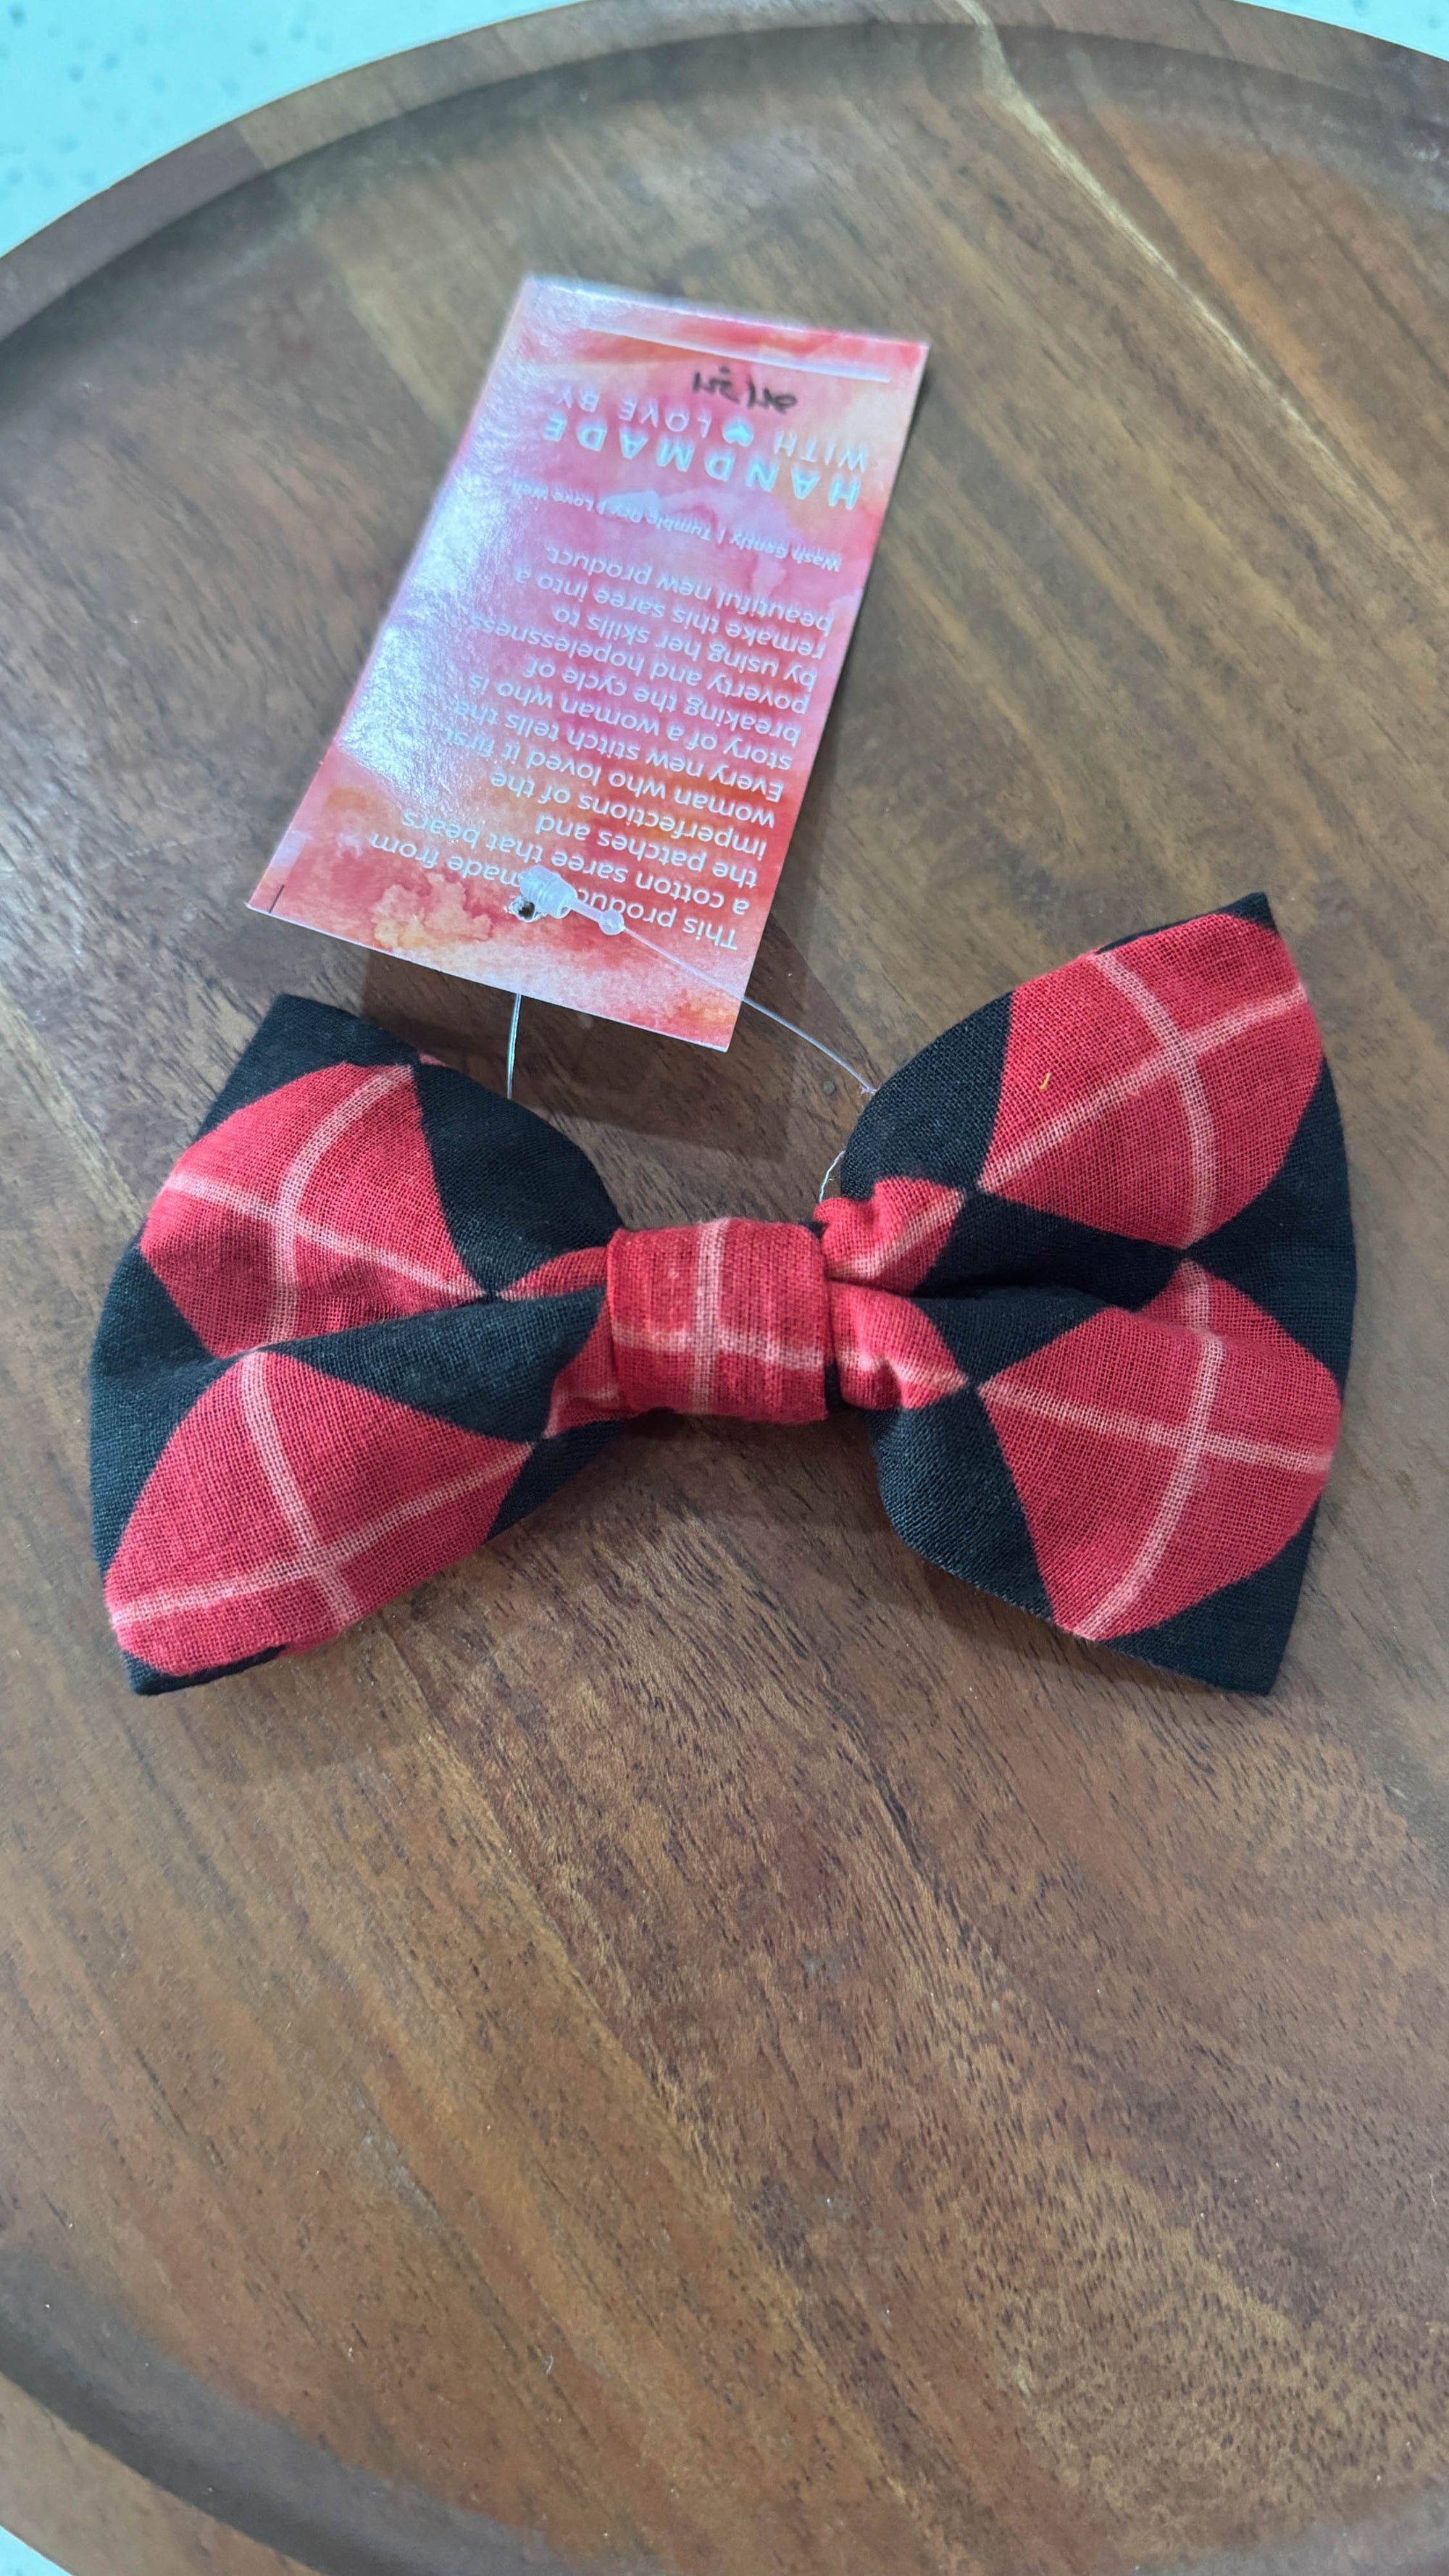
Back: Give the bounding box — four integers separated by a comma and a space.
0, 0, 583, 259
0, 2530, 64, 2576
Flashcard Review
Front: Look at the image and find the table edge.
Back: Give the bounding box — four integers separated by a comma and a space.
4, 0, 1449, 345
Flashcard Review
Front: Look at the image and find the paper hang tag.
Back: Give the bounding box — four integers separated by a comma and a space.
250, 277, 928, 1050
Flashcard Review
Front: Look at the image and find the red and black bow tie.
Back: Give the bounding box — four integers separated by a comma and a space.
91, 893, 1353, 1697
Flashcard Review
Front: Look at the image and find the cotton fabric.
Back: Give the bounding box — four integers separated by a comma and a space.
91, 895, 1353, 1694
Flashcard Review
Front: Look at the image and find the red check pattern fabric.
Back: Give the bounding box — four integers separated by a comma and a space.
108, 1352, 527, 1679
141, 1061, 478, 1352
978, 910, 1321, 1245
91, 894, 1354, 1697
980, 1264, 1340, 1642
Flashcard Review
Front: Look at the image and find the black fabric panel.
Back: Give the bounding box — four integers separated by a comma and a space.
416, 1061, 619, 1294
89, 1246, 235, 1573
920, 1284, 1106, 1383
192, 1000, 623, 1292
1194, 1059, 1356, 1389
489, 1420, 621, 1539
196, 995, 417, 1138
125, 1643, 284, 1697
927, 1195, 1177, 1308
840, 991, 1010, 1202
1222, 890, 1276, 931
869, 1384, 1051, 1623
1109, 1510, 1319, 1695
283, 1289, 606, 1448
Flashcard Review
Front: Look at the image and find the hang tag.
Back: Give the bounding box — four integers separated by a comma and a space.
250, 278, 927, 1049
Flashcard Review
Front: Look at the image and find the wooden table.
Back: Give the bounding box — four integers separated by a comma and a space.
3, 4, 1448, 2569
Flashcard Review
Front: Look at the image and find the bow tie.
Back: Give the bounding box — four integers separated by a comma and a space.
91, 893, 1353, 1697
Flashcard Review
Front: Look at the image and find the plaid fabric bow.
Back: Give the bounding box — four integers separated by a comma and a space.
91, 895, 1353, 1697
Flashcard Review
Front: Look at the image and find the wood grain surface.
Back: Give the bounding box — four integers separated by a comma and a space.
0, 2375, 309, 2576
2, 5, 1448, 2572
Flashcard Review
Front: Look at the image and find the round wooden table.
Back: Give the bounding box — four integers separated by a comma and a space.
3, 4, 1448, 2570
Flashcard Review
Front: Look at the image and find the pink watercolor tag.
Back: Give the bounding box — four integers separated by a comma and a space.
250, 278, 927, 1049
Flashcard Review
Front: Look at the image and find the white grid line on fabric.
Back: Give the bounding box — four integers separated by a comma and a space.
982, 1264, 1332, 1641
819, 1197, 956, 1284
832, 1343, 964, 1401
545, 1376, 620, 1437
609, 1321, 826, 1374
235, 1350, 361, 1626
982, 979, 1308, 1236
688, 1218, 730, 1413
982, 1379, 1334, 1477
1077, 1266, 1224, 1636
113, 1421, 513, 1635
608, 1219, 832, 1413
159, 1166, 472, 1303
263, 1064, 415, 1342
1093, 948, 1219, 1243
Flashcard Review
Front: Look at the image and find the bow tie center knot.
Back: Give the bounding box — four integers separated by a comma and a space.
605, 1218, 830, 1423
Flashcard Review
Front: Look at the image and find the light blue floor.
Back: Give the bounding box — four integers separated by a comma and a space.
0, 1, 585, 261
2, 0, 1449, 263
0, 2535, 66, 2576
